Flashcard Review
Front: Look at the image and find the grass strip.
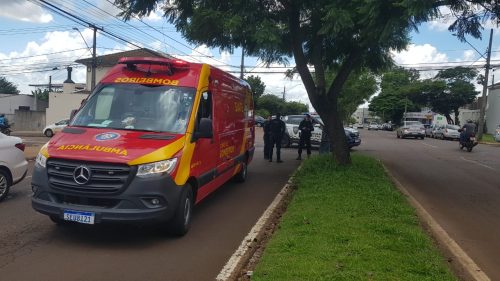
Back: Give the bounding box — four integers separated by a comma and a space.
481, 133, 497, 143
251, 154, 457, 281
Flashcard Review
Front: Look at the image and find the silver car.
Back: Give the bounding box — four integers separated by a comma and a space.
434, 124, 460, 140
396, 122, 425, 139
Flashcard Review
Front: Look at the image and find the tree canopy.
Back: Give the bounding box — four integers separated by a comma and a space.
256, 94, 308, 117
0, 77, 20, 95
245, 75, 266, 101
420, 67, 479, 124
369, 68, 421, 124
370, 67, 478, 125
115, 0, 499, 165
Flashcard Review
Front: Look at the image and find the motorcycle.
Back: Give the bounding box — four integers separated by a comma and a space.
0, 124, 12, 136
459, 132, 477, 152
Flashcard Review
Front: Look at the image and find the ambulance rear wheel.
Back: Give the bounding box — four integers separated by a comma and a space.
168, 184, 193, 236
234, 162, 247, 183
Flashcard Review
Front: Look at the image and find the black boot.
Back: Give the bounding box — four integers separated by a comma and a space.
296, 154, 302, 160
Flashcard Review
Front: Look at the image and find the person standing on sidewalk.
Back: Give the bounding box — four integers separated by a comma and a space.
297, 114, 314, 160
263, 116, 272, 160
269, 113, 286, 163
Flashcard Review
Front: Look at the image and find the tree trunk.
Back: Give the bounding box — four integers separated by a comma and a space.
454, 108, 460, 125
444, 113, 453, 124
317, 101, 351, 166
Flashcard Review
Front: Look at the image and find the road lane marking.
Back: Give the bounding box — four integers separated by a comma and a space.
460, 156, 496, 171
422, 142, 438, 148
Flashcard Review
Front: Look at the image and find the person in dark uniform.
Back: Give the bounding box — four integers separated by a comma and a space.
263, 116, 272, 160
297, 114, 314, 160
269, 113, 286, 163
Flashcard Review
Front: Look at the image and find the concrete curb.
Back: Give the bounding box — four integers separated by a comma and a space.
478, 141, 500, 146
216, 166, 301, 281
382, 164, 490, 281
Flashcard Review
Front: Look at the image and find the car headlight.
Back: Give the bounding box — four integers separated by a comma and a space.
137, 158, 178, 177
35, 153, 47, 168
404, 130, 409, 134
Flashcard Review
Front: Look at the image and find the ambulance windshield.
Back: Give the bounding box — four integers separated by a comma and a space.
71, 84, 196, 134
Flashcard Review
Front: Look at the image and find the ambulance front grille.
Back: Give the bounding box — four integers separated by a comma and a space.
46, 158, 133, 194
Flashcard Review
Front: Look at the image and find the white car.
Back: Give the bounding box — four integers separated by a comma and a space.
43, 119, 69, 137
0, 133, 28, 201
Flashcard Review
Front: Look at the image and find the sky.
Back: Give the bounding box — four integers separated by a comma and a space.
1, 0, 500, 111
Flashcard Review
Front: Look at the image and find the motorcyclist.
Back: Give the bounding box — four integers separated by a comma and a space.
0, 114, 9, 132
460, 119, 477, 143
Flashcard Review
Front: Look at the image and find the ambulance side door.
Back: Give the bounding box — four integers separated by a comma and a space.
190, 91, 218, 191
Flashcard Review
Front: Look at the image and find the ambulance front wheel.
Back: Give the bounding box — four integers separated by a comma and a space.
167, 184, 193, 236
234, 162, 247, 183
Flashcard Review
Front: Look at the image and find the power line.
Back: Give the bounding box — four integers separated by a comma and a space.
104, 0, 235, 67
0, 48, 88, 62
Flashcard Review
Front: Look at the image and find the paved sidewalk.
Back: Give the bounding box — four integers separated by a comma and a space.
12, 131, 44, 137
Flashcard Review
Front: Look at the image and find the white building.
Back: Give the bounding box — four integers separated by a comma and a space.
486, 84, 500, 134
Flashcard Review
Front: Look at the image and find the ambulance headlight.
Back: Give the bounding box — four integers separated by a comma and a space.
137, 158, 178, 177
35, 153, 47, 168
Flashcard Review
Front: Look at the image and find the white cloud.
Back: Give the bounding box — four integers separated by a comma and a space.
426, 7, 453, 32
462, 50, 476, 61
392, 43, 448, 65
0, 30, 103, 95
145, 11, 162, 22
0, 0, 53, 23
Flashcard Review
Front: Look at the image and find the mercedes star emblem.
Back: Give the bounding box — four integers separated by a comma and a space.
73, 166, 91, 185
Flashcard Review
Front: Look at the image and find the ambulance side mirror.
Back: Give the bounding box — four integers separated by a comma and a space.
193, 118, 213, 140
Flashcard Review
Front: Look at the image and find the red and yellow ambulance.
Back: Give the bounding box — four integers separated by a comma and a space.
31, 57, 255, 235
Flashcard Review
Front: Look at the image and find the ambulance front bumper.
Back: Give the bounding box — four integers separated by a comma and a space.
31, 163, 183, 224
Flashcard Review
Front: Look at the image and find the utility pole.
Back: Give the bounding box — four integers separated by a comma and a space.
282, 85, 285, 101
91, 25, 97, 91
48, 75, 52, 92
240, 47, 244, 79
478, 28, 493, 140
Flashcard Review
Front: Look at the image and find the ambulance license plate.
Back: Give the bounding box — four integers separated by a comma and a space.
63, 210, 95, 224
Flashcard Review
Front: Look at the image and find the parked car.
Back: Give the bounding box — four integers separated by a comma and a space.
367, 123, 379, 130
356, 123, 364, 129
255, 115, 266, 127
344, 127, 359, 137
434, 124, 461, 140
425, 124, 437, 137
345, 129, 361, 148
495, 124, 500, 142
381, 123, 393, 131
282, 115, 361, 148
43, 119, 69, 137
396, 121, 425, 139
0, 133, 28, 201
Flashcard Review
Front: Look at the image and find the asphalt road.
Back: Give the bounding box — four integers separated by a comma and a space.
358, 129, 500, 280
0, 128, 301, 281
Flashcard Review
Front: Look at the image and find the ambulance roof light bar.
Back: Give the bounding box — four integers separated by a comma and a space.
118, 57, 190, 74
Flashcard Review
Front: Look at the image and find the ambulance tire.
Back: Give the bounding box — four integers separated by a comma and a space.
167, 184, 193, 236
233, 162, 247, 183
